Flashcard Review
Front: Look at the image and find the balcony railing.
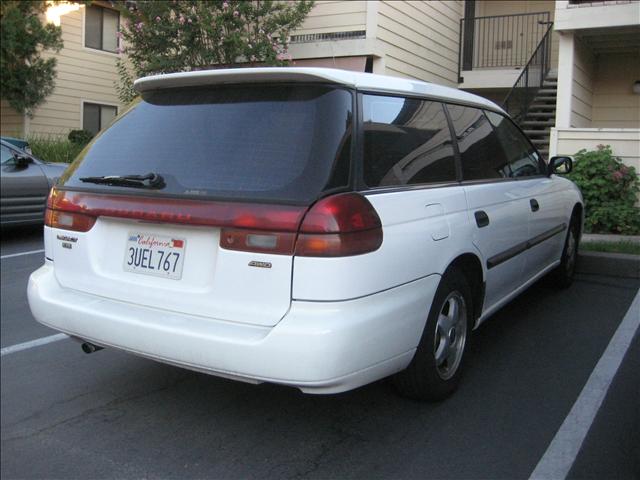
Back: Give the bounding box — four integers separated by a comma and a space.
458, 12, 551, 77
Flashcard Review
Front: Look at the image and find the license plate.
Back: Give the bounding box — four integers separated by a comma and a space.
123, 233, 186, 280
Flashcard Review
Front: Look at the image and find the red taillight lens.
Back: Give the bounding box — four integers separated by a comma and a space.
44, 188, 382, 257
45, 188, 96, 232
295, 193, 383, 257
44, 188, 308, 238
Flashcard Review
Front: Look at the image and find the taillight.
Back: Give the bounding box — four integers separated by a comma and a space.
220, 229, 297, 255
45, 208, 96, 232
44, 187, 307, 237
45, 188, 97, 232
295, 193, 383, 257
44, 188, 382, 257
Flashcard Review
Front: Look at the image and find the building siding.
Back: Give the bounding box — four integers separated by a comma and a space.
552, 128, 640, 172
28, 6, 124, 137
0, 100, 24, 137
376, 1, 464, 86
570, 36, 595, 127
295, 1, 367, 35
592, 53, 640, 128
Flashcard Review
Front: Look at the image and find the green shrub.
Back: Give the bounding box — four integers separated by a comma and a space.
67, 129, 93, 146
27, 135, 84, 164
567, 145, 640, 235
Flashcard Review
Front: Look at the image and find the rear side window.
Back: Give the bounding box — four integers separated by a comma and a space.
61, 85, 352, 205
362, 95, 457, 188
446, 105, 509, 181
484, 110, 543, 177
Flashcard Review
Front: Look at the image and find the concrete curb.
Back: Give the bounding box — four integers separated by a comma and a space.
577, 250, 640, 279
582, 234, 640, 244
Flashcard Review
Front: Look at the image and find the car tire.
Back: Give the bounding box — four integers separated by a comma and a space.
393, 267, 473, 401
549, 216, 580, 289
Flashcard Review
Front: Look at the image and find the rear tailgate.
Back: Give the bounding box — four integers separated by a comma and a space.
50, 217, 294, 327
49, 84, 353, 327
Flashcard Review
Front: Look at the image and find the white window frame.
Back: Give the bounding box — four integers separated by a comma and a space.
82, 4, 121, 57
80, 99, 120, 134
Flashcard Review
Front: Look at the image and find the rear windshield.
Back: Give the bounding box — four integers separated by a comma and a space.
60, 85, 353, 204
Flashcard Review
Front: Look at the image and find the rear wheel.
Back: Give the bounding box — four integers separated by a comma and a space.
393, 267, 472, 401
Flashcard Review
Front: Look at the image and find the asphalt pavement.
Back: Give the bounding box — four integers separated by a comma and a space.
1, 226, 639, 479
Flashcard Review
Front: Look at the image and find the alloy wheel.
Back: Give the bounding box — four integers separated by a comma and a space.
433, 291, 468, 380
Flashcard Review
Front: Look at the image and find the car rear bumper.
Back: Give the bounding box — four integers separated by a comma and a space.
28, 263, 440, 394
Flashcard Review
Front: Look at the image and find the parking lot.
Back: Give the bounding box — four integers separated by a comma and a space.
2, 226, 639, 479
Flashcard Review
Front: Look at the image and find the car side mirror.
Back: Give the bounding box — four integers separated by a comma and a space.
11, 153, 32, 168
548, 156, 572, 175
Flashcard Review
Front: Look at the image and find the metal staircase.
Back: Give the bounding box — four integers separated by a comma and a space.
502, 21, 556, 158
519, 71, 557, 158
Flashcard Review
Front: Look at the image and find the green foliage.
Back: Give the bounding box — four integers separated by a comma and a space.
115, 58, 138, 104
567, 145, 640, 235
113, 0, 314, 103
28, 135, 84, 164
0, 1, 63, 116
68, 129, 94, 146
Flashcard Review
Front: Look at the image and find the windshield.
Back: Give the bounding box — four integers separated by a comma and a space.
60, 85, 353, 204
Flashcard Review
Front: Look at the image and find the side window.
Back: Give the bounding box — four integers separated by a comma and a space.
362, 95, 457, 188
446, 104, 510, 181
85, 5, 119, 53
1, 145, 14, 164
484, 110, 543, 177
83, 103, 118, 135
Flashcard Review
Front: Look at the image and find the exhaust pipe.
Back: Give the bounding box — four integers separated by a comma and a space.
81, 342, 104, 354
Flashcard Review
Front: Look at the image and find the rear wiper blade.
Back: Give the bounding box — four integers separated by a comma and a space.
79, 172, 165, 189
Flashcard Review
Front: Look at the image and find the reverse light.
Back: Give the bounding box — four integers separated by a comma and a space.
220, 229, 297, 255
45, 209, 96, 232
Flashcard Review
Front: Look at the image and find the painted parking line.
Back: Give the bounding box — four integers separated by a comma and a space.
0, 333, 69, 357
0, 249, 45, 260
530, 288, 640, 480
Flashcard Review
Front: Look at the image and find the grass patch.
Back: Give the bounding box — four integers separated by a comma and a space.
581, 241, 640, 255
27, 135, 84, 164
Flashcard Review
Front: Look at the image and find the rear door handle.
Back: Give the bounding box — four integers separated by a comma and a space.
530, 199, 540, 212
474, 210, 489, 228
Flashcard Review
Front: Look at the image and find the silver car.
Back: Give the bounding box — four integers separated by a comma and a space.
0, 139, 68, 226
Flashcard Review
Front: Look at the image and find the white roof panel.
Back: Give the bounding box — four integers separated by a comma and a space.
134, 67, 505, 113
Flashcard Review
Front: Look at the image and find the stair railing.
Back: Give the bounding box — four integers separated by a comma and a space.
502, 22, 554, 123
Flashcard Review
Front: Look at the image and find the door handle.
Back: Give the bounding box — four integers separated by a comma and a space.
530, 199, 540, 212
474, 210, 490, 228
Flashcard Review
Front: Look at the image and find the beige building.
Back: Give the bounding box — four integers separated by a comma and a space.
1, 1, 124, 138
2, 0, 638, 171
550, 0, 640, 170
289, 0, 639, 169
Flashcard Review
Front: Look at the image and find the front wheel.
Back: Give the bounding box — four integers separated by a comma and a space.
393, 267, 473, 401
549, 217, 580, 288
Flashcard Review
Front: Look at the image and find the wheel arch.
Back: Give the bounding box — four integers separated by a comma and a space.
446, 253, 485, 328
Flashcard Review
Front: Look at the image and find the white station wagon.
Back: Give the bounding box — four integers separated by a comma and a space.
28, 68, 582, 400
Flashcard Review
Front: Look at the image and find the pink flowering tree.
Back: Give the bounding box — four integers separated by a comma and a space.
114, 0, 313, 102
